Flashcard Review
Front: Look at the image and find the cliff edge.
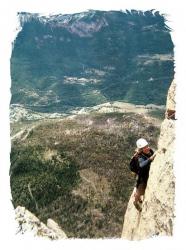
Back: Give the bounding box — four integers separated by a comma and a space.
121, 80, 176, 240
15, 206, 67, 240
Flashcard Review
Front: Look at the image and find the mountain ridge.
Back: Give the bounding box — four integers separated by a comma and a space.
11, 10, 174, 113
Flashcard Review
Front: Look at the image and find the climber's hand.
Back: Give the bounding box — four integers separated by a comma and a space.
149, 153, 156, 161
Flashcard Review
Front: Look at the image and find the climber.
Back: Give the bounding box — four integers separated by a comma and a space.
133, 138, 156, 212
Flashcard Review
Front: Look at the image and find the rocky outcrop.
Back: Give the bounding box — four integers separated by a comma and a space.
121, 80, 176, 240
15, 206, 67, 240
166, 79, 176, 119
166, 79, 176, 112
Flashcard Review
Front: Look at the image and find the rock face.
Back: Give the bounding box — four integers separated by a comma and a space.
15, 206, 67, 240
166, 79, 176, 119
121, 80, 176, 240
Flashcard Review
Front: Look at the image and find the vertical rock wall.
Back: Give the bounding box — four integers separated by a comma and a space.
121, 80, 176, 240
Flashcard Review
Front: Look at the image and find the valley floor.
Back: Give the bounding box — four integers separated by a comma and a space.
10, 102, 163, 238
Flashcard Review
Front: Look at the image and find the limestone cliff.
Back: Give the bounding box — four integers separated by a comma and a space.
121, 80, 176, 240
15, 206, 67, 240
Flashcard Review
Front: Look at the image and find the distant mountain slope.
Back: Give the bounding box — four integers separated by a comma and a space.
11, 10, 174, 113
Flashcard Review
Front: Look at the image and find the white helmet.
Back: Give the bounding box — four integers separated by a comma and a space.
136, 138, 148, 149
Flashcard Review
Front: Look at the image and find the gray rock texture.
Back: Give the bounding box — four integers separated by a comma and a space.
121, 80, 176, 240
15, 206, 67, 240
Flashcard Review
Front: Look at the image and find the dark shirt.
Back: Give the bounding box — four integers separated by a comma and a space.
136, 149, 154, 187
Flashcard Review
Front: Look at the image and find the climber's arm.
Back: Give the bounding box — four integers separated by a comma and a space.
138, 153, 156, 168
138, 157, 150, 168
